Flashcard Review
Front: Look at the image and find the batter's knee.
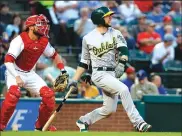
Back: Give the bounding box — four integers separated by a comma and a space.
102, 106, 116, 117
40, 86, 55, 111
118, 84, 129, 94
7, 85, 21, 102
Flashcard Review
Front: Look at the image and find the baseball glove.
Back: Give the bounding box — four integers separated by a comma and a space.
53, 72, 69, 92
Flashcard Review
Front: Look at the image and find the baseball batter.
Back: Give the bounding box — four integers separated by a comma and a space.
68, 7, 152, 132
0, 14, 68, 131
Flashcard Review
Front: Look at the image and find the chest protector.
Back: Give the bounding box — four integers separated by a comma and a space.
15, 32, 48, 71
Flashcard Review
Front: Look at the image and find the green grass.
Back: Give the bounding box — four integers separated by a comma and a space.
0, 132, 181, 136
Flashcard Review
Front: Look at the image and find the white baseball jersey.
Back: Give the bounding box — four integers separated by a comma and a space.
80, 27, 127, 69
5, 32, 55, 96
7, 32, 55, 72
78, 27, 145, 127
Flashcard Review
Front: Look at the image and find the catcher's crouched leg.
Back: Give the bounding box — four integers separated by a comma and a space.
0, 85, 21, 131
35, 86, 55, 130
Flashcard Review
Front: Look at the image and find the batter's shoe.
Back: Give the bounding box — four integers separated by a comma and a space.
76, 120, 89, 132
135, 122, 152, 132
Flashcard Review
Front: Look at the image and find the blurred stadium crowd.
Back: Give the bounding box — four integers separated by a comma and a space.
0, 0, 182, 99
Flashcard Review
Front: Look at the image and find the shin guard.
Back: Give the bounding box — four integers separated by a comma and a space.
0, 85, 21, 131
35, 86, 55, 129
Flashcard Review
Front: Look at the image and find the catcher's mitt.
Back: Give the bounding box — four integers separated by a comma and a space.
53, 72, 69, 92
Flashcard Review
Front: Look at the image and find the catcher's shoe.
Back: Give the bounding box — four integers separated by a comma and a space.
35, 127, 42, 131
0, 124, 5, 131
135, 122, 152, 132
76, 120, 89, 132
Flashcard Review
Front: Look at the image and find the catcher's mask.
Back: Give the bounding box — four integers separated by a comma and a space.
25, 14, 50, 37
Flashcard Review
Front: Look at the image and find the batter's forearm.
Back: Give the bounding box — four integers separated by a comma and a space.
118, 46, 129, 61
73, 66, 86, 81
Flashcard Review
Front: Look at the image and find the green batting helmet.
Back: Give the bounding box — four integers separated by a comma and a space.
91, 6, 114, 26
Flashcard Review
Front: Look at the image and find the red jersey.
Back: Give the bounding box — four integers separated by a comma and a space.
134, 0, 153, 13
7, 32, 55, 71
137, 32, 161, 54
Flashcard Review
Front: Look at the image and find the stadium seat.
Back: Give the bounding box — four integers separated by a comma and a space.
157, 72, 182, 88
129, 50, 151, 71
129, 49, 151, 61
163, 60, 182, 72
165, 88, 177, 94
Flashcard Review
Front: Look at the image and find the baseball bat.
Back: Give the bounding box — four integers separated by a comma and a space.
42, 86, 75, 131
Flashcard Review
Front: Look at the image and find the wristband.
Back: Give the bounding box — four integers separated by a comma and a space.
119, 59, 127, 65
57, 63, 65, 70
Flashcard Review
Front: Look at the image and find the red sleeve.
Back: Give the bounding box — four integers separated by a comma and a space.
4, 54, 15, 63
154, 33, 161, 39
137, 32, 145, 43
50, 51, 58, 59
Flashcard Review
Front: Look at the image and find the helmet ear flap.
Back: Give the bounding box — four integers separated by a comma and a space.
91, 12, 104, 25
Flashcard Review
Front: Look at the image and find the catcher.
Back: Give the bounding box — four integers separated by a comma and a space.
0, 14, 68, 131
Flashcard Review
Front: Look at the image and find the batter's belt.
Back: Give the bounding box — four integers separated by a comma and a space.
95, 67, 115, 71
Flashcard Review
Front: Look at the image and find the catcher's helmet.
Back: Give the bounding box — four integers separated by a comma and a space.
25, 14, 50, 37
91, 6, 114, 26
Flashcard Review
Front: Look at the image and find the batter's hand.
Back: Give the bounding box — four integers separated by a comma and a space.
15, 76, 24, 87
67, 80, 78, 91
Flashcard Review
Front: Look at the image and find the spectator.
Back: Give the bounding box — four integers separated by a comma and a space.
149, 73, 167, 95
47, 2, 62, 45
74, 7, 95, 46
77, 73, 100, 99
156, 15, 177, 40
0, 64, 7, 97
0, 33, 9, 65
121, 67, 136, 92
167, 1, 182, 27
47, 2, 60, 26
77, 1, 104, 11
161, 1, 173, 14
36, 55, 51, 78
0, 2, 12, 27
128, 13, 147, 42
151, 34, 175, 72
175, 31, 182, 61
137, 20, 161, 54
5, 14, 22, 38
118, 1, 141, 24
134, 0, 153, 13
54, 1, 79, 46
118, 26, 136, 50
43, 57, 76, 85
164, 25, 174, 35
0, 20, 5, 36
105, 1, 120, 16
29, 0, 50, 17
147, 2, 165, 26
163, 25, 177, 47
131, 69, 159, 100
0, 43, 5, 66
55, 1, 79, 23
